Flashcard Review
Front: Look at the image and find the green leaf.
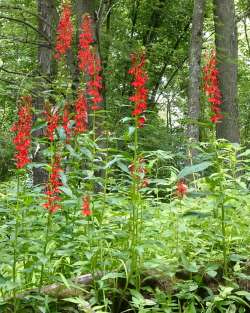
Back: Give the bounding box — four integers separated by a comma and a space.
235, 291, 250, 301
104, 157, 118, 169
59, 273, 70, 289
181, 255, 198, 273
178, 161, 212, 178
27, 163, 47, 169
101, 272, 125, 280
62, 297, 90, 308
80, 147, 93, 160
117, 161, 130, 174
184, 302, 196, 313
57, 126, 66, 140
31, 121, 47, 133
128, 126, 135, 137
60, 186, 73, 197
207, 270, 217, 278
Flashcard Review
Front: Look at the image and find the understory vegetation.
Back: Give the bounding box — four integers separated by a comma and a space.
1, 133, 250, 312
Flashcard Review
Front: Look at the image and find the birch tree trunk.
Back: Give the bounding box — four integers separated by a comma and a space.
213, 0, 240, 142
187, 0, 206, 143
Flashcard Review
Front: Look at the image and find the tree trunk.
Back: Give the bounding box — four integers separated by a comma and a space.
33, 0, 57, 185
187, 0, 206, 143
213, 0, 240, 142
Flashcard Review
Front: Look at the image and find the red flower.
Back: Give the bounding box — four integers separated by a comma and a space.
87, 54, 103, 111
43, 155, 63, 213
11, 96, 33, 169
44, 105, 60, 141
91, 105, 102, 111
176, 180, 188, 199
138, 116, 146, 128
129, 157, 148, 189
78, 15, 95, 72
62, 106, 71, 142
81, 195, 92, 216
75, 92, 88, 133
55, 4, 73, 59
128, 53, 148, 128
210, 113, 224, 124
203, 51, 223, 123
140, 178, 149, 188
78, 15, 103, 111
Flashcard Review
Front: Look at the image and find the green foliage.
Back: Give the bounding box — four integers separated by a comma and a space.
1, 138, 250, 312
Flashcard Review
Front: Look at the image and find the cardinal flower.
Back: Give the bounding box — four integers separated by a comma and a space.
11, 96, 33, 169
128, 53, 148, 128
129, 157, 148, 188
44, 105, 60, 142
62, 106, 71, 142
176, 180, 188, 199
75, 92, 88, 133
55, 4, 73, 59
43, 155, 63, 214
78, 15, 103, 111
203, 51, 223, 123
81, 195, 92, 216
78, 14, 95, 73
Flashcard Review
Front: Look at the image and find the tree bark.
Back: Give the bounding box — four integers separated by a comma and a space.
187, 0, 206, 143
32, 0, 57, 186
213, 0, 240, 142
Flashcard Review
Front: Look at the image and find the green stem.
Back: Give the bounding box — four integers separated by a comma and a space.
100, 132, 109, 224
13, 172, 20, 311
220, 189, 227, 276
93, 111, 96, 153
213, 134, 227, 276
176, 200, 180, 259
39, 212, 52, 290
130, 118, 141, 288
156, 158, 160, 218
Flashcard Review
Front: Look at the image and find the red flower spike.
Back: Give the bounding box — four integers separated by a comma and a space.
210, 113, 224, 124
43, 155, 63, 214
75, 93, 88, 134
203, 51, 223, 123
78, 15, 103, 111
91, 105, 102, 111
176, 180, 188, 199
128, 53, 148, 128
81, 195, 92, 216
11, 96, 33, 169
55, 5, 73, 59
138, 116, 146, 128
140, 178, 149, 188
129, 157, 148, 189
87, 53, 103, 111
44, 105, 60, 142
62, 107, 71, 142
78, 15, 95, 73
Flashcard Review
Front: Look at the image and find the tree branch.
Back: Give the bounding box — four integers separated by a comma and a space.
0, 35, 51, 48
0, 4, 53, 29
0, 67, 38, 77
150, 19, 191, 102
155, 56, 188, 104
0, 15, 50, 43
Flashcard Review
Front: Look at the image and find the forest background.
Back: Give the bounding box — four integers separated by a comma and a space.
0, 0, 250, 312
